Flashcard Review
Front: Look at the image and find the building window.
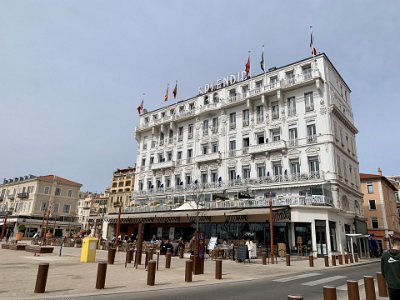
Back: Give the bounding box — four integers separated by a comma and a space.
229, 113, 236, 129
371, 218, 379, 229
286, 71, 295, 84
202, 144, 208, 155
53, 203, 59, 213
204, 95, 209, 105
63, 204, 71, 214
289, 128, 298, 146
44, 186, 50, 194
187, 149, 193, 162
242, 137, 250, 154
302, 65, 312, 79
307, 124, 317, 143
243, 109, 249, 127
141, 158, 146, 166
269, 76, 278, 88
166, 177, 171, 188
242, 167, 251, 179
41, 202, 48, 212
305, 92, 314, 111
138, 181, 143, 191
212, 117, 219, 133
150, 156, 154, 164
203, 120, 209, 136
55, 188, 61, 196
213, 93, 219, 103
369, 200, 377, 210
308, 157, 320, 173
211, 171, 218, 183
272, 102, 279, 119
287, 97, 296, 116
186, 174, 191, 185
189, 103, 195, 111
229, 168, 236, 181
273, 162, 282, 176
290, 159, 300, 175
177, 151, 182, 160
367, 183, 374, 194
212, 142, 218, 153
178, 127, 183, 141
257, 164, 266, 178
68, 190, 73, 197
272, 130, 280, 141
201, 173, 208, 184
188, 124, 194, 139
256, 106, 264, 123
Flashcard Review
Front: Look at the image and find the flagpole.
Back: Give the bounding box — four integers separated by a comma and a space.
248, 50, 252, 78
262, 45, 267, 89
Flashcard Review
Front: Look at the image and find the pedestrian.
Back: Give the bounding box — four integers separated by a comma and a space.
381, 237, 400, 299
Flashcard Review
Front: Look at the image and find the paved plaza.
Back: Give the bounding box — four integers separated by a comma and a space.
0, 243, 382, 300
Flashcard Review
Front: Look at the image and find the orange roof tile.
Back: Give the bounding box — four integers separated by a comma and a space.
38, 175, 82, 187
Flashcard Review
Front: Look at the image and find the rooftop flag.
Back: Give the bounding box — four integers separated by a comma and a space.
245, 53, 251, 78
260, 45, 265, 73
173, 81, 178, 99
310, 26, 317, 57
137, 99, 144, 115
164, 84, 169, 102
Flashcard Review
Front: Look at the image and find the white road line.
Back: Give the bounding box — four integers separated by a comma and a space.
302, 275, 347, 286
273, 272, 322, 283
336, 279, 365, 291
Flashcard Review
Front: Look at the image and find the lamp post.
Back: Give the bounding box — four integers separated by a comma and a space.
0, 209, 12, 241
114, 201, 122, 248
269, 192, 274, 264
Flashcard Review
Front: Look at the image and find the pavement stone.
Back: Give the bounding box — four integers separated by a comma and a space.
0, 242, 380, 300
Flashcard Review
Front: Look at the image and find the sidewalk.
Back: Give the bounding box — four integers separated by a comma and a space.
0, 244, 379, 300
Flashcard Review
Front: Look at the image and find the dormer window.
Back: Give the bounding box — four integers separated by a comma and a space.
213, 93, 219, 103
204, 95, 209, 105
179, 106, 185, 113
161, 112, 165, 118
189, 103, 195, 111
144, 117, 149, 124
153, 114, 158, 120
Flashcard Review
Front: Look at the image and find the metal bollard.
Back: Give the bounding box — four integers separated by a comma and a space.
288, 295, 303, 300
324, 256, 329, 267
190, 255, 195, 274
147, 260, 156, 286
309, 255, 314, 267
126, 250, 133, 264
145, 251, 149, 268
261, 251, 267, 265
323, 286, 337, 300
338, 254, 343, 265
156, 252, 160, 270
107, 248, 116, 264
347, 280, 360, 300
354, 253, 359, 263
95, 262, 107, 289
34, 263, 49, 293
286, 254, 291, 266
349, 254, 354, 264
344, 254, 349, 264
165, 253, 172, 269
179, 247, 184, 259
332, 255, 336, 266
185, 260, 193, 282
215, 259, 222, 279
376, 272, 388, 297
364, 276, 376, 300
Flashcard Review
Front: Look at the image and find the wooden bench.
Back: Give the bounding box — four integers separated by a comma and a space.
9, 244, 27, 251
25, 245, 54, 254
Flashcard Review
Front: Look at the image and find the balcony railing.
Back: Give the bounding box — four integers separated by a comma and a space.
248, 140, 286, 154
288, 139, 298, 147
307, 135, 317, 144
256, 116, 264, 124
196, 152, 221, 164
151, 160, 176, 170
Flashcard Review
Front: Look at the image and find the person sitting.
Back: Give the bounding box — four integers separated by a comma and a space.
163, 239, 173, 254
159, 239, 166, 255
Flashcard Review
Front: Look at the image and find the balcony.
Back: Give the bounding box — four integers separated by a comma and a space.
210, 126, 219, 134
248, 140, 286, 154
288, 139, 298, 147
223, 93, 246, 108
242, 119, 249, 127
174, 110, 195, 121
151, 160, 176, 170
307, 135, 317, 144
17, 192, 29, 199
196, 152, 221, 164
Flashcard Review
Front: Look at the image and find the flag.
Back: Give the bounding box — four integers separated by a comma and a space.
260, 46, 265, 73
137, 99, 144, 115
164, 84, 169, 102
173, 81, 177, 99
310, 26, 317, 57
245, 54, 251, 78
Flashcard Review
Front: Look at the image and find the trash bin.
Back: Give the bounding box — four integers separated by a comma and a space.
80, 237, 98, 263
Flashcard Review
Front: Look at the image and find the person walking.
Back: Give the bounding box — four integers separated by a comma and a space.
381, 237, 400, 299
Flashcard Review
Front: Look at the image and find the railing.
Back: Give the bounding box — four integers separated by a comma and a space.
242, 147, 249, 155
288, 139, 298, 147
229, 123, 236, 130
256, 116, 264, 124
248, 140, 286, 154
307, 135, 317, 144
126, 194, 332, 213
305, 105, 314, 112
196, 152, 221, 164
211, 126, 219, 134
288, 108, 296, 116
151, 160, 176, 170
242, 119, 249, 127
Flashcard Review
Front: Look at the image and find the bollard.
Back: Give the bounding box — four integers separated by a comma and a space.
309, 255, 314, 267
95, 262, 107, 289
215, 248, 220, 259
364, 276, 376, 300
34, 263, 49, 293
179, 247, 184, 259
107, 248, 116, 264
344, 254, 349, 264
149, 249, 154, 261
147, 260, 156, 286
126, 250, 133, 264
215, 259, 222, 279
332, 255, 336, 266
167, 248, 172, 254
354, 253, 359, 263
145, 251, 149, 268
156, 252, 160, 270
165, 253, 172, 269
288, 295, 303, 300
347, 280, 360, 300
323, 286, 337, 300
376, 272, 388, 297
286, 254, 291, 266
349, 254, 354, 264
261, 251, 267, 265
338, 254, 343, 265
324, 256, 329, 267
190, 255, 195, 274
185, 260, 193, 282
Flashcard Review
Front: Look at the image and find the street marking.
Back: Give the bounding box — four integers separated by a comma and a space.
336, 279, 365, 291
273, 272, 322, 282
302, 275, 347, 286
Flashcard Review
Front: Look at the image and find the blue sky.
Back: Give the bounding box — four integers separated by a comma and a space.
1, 1, 399, 191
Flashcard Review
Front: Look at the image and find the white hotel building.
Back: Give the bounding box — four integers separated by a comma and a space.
113, 53, 366, 257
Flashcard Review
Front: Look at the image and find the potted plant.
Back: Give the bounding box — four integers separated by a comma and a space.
15, 224, 26, 241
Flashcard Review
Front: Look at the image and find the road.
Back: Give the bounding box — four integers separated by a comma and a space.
77, 261, 380, 300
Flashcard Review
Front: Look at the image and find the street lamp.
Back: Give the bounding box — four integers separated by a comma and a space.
114, 201, 122, 247
269, 192, 274, 264
0, 208, 13, 241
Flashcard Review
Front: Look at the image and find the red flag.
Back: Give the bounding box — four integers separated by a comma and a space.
164, 84, 169, 102
245, 55, 251, 78
137, 100, 143, 115
173, 82, 177, 99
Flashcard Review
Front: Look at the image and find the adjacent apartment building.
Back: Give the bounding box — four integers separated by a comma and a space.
105, 53, 365, 257
361, 169, 400, 251
0, 174, 82, 238
107, 167, 135, 213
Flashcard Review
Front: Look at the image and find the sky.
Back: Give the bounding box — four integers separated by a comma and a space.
1, 0, 399, 192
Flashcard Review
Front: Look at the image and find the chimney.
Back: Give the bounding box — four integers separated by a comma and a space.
378, 168, 382, 176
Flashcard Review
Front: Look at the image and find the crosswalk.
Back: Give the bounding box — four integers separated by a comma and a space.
273, 273, 367, 291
